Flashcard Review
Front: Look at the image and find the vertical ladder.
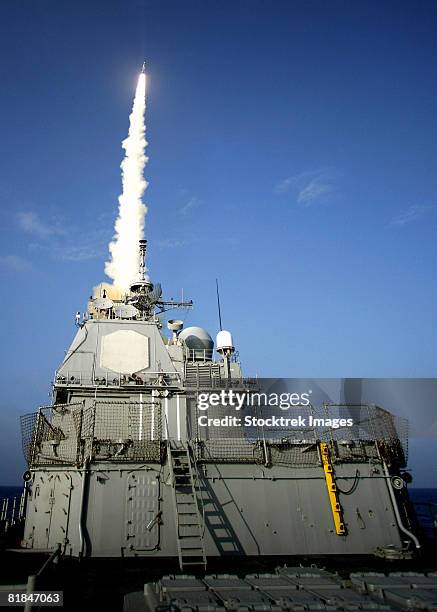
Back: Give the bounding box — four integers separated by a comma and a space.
319, 442, 346, 535
168, 441, 207, 571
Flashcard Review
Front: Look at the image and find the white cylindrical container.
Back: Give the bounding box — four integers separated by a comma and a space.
216, 330, 234, 354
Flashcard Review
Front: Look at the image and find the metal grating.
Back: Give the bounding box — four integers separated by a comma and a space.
21, 400, 163, 466
20, 411, 38, 465
317, 404, 408, 465
21, 398, 407, 468
268, 443, 320, 467
81, 401, 163, 462
194, 439, 265, 464
20, 403, 83, 466
187, 396, 407, 467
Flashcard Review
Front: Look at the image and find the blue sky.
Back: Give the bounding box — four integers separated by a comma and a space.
0, 0, 436, 485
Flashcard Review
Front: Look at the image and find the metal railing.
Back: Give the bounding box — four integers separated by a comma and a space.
54, 370, 181, 387
183, 347, 214, 362
21, 396, 408, 469
85, 308, 161, 322
189, 399, 408, 467
21, 400, 163, 467
24, 543, 62, 612
183, 347, 240, 363
0, 489, 27, 533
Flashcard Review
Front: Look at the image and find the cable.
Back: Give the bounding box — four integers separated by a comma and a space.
336, 469, 360, 495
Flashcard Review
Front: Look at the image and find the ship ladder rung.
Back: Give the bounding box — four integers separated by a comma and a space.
168, 441, 207, 570
319, 442, 346, 536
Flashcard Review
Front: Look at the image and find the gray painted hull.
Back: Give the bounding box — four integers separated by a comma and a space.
20, 295, 415, 562
23, 459, 403, 557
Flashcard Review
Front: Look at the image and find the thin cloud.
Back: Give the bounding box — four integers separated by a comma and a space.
28, 240, 106, 262
59, 226, 109, 261
274, 176, 294, 195
297, 180, 332, 205
60, 244, 106, 262
17, 211, 65, 238
0, 254, 32, 273
179, 197, 200, 215
275, 169, 335, 206
390, 205, 429, 227
25, 219, 110, 264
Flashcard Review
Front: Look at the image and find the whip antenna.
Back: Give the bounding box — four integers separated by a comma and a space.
216, 278, 223, 331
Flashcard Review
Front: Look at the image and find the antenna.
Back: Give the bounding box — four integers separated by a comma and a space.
139, 239, 147, 281
215, 278, 223, 331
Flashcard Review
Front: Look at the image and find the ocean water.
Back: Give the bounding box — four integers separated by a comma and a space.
0, 486, 23, 499
409, 487, 437, 539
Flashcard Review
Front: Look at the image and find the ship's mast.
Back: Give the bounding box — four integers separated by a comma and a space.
139, 239, 147, 281
128, 241, 193, 317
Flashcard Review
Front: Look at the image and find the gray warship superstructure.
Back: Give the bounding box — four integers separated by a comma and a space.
19, 240, 420, 568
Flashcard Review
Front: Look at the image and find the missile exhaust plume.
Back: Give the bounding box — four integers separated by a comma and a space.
105, 70, 148, 291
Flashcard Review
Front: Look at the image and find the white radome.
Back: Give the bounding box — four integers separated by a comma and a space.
216, 330, 234, 353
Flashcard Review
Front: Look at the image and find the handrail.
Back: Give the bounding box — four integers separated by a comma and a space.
188, 441, 206, 537
54, 370, 181, 387
24, 543, 62, 612
0, 488, 27, 532
78, 456, 91, 558
184, 347, 214, 362
183, 347, 240, 363
382, 461, 421, 549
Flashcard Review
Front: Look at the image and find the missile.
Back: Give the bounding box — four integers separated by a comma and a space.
141, 61, 146, 74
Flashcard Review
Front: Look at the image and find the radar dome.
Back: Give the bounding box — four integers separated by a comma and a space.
216, 330, 234, 354
179, 326, 214, 360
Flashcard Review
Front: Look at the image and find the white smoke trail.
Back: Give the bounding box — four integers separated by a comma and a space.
105, 72, 148, 291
